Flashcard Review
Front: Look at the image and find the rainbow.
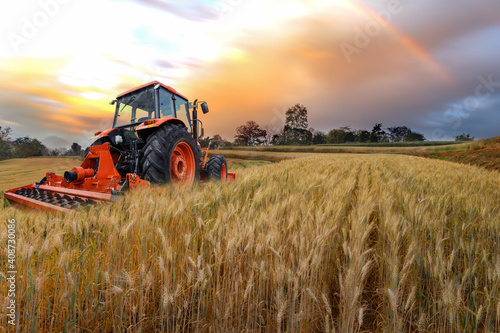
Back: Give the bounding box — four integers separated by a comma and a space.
345, 0, 453, 83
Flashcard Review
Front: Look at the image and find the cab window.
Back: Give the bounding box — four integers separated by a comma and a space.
159, 89, 175, 118
175, 98, 191, 131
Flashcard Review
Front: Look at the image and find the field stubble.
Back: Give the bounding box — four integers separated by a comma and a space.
0, 154, 499, 332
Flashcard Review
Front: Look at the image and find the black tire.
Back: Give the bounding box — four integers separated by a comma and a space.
205, 155, 228, 181
140, 124, 200, 185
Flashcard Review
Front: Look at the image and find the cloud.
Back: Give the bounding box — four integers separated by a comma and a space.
129, 0, 218, 21
0, 0, 498, 143
176, 0, 500, 139
0, 58, 116, 146
42, 135, 71, 149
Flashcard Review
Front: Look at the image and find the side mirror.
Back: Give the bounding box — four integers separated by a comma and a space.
201, 102, 209, 114
109, 100, 117, 105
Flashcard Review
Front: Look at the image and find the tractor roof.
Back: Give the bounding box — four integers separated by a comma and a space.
116, 81, 189, 101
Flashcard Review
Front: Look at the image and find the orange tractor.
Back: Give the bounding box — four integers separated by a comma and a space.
5, 81, 235, 213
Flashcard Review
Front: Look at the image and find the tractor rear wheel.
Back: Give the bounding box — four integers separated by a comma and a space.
141, 124, 200, 187
205, 155, 228, 181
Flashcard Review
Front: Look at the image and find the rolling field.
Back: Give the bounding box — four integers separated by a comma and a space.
1, 154, 499, 332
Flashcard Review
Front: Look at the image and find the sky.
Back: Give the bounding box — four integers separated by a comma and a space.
0, 0, 499, 148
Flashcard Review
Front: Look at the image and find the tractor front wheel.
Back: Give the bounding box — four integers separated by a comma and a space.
204, 155, 228, 181
141, 124, 200, 187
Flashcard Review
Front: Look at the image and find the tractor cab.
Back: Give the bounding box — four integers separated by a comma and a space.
112, 82, 192, 131
106, 81, 211, 147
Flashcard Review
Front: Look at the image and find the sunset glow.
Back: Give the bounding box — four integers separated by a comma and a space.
0, 0, 499, 147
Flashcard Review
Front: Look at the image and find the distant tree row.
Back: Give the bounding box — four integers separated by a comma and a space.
199, 134, 232, 149
228, 104, 440, 146
0, 111, 477, 161
455, 133, 474, 141
0, 126, 84, 161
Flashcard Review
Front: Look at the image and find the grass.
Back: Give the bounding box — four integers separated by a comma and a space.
218, 142, 475, 154
224, 158, 272, 170
318, 141, 462, 147
408, 136, 500, 172
211, 150, 314, 162
0, 157, 81, 193
1, 154, 499, 332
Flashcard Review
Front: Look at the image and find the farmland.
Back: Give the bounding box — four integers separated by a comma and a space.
212, 136, 500, 172
0, 157, 82, 196
409, 136, 500, 172
217, 141, 474, 154
1, 152, 499, 332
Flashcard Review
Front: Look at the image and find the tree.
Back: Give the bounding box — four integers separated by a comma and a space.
388, 126, 412, 142
326, 126, 355, 144
327, 129, 344, 144
285, 104, 308, 132
0, 126, 12, 160
455, 133, 474, 141
271, 132, 285, 145
283, 104, 310, 145
340, 126, 356, 142
0, 126, 12, 141
263, 124, 279, 146
370, 123, 387, 142
210, 134, 223, 149
356, 130, 371, 143
405, 132, 426, 142
234, 121, 267, 146
312, 130, 327, 145
13, 137, 48, 158
49, 148, 63, 156
70, 142, 82, 156
210, 134, 231, 149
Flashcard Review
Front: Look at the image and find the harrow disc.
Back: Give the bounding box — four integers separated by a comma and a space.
9, 187, 100, 212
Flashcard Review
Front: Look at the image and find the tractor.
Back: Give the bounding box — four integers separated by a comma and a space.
5, 81, 235, 213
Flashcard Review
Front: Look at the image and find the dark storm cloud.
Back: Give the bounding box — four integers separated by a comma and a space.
183, 0, 500, 139
1, 0, 499, 142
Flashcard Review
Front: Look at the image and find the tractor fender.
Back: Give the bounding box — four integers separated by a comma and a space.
135, 117, 187, 140
91, 128, 120, 146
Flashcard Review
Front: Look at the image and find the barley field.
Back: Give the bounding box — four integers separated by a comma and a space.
1, 154, 499, 332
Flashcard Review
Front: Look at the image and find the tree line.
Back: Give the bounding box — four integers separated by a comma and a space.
202, 104, 475, 148
0, 126, 84, 161
0, 104, 476, 160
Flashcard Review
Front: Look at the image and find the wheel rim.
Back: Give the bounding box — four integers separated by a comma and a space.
221, 163, 227, 182
170, 142, 195, 187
